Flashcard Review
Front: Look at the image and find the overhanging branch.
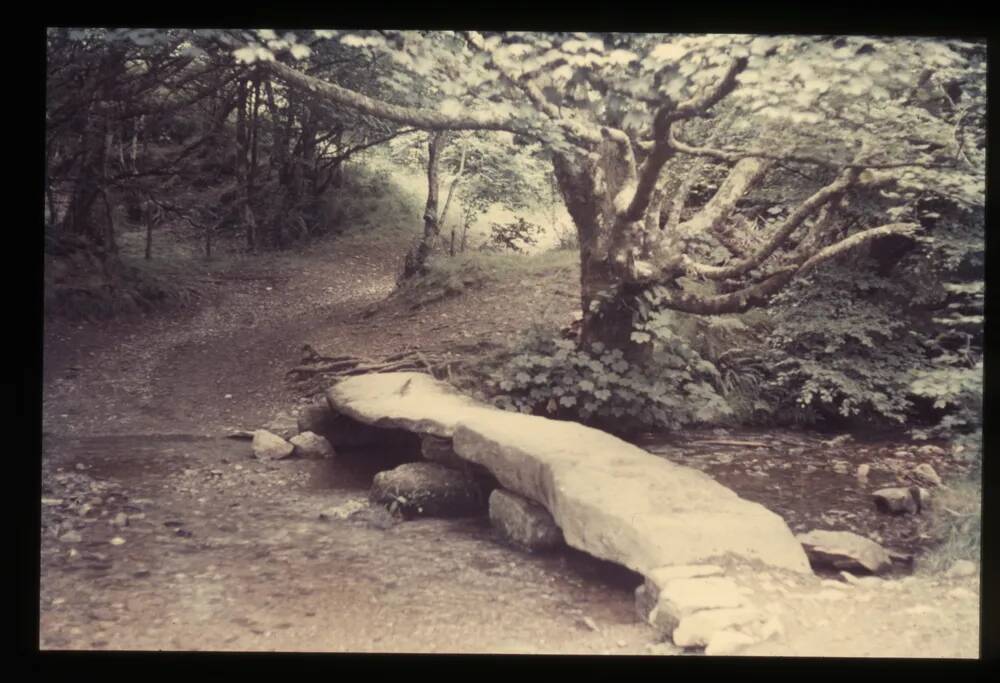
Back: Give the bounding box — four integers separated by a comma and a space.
651, 221, 918, 315
266, 59, 541, 137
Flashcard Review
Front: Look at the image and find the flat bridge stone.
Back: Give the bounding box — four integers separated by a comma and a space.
326, 372, 812, 577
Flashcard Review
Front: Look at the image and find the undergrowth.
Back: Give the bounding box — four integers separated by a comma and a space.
916, 470, 982, 574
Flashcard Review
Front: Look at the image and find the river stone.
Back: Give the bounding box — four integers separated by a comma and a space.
252, 430, 294, 460
672, 607, 767, 648
649, 576, 747, 635
796, 529, 892, 574
327, 372, 812, 577
370, 462, 483, 518
873, 487, 920, 514
289, 431, 336, 459
421, 435, 466, 469
912, 463, 943, 488
489, 489, 563, 552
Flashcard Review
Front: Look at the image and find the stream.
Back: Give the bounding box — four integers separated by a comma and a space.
38, 426, 974, 653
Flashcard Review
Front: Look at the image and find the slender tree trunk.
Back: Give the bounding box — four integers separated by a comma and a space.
234, 78, 256, 251
401, 131, 446, 280
248, 73, 262, 249
101, 118, 117, 254
145, 210, 153, 260
131, 115, 142, 173
438, 144, 466, 231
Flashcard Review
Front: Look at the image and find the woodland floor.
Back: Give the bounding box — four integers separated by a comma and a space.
40, 230, 981, 657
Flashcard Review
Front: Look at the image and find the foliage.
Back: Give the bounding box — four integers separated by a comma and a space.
490, 328, 730, 433
711, 186, 983, 443
481, 217, 542, 253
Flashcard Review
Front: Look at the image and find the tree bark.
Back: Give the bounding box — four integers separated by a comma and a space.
401, 131, 446, 280
60, 46, 126, 250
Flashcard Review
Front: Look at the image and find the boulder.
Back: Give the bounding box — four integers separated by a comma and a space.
289, 431, 336, 459
796, 529, 892, 574
370, 462, 483, 518
672, 607, 766, 648
647, 576, 747, 634
873, 487, 921, 514
252, 430, 294, 460
489, 489, 563, 552
327, 372, 812, 577
634, 566, 728, 625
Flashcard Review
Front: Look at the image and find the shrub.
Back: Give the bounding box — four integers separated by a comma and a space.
488, 328, 731, 434
480, 217, 542, 253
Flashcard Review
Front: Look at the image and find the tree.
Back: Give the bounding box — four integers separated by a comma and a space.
248, 30, 983, 359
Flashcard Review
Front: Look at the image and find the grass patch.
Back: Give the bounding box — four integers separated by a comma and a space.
396, 248, 578, 308
916, 469, 982, 574
323, 161, 423, 244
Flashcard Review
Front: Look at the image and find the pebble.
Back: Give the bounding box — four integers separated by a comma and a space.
42, 498, 64, 506
109, 537, 126, 546
59, 531, 82, 543
581, 616, 599, 632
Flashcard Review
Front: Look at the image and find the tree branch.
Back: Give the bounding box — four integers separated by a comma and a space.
266, 59, 541, 137
677, 157, 773, 238
619, 58, 748, 224
668, 57, 748, 123
652, 222, 917, 315
679, 167, 863, 280
797, 222, 919, 274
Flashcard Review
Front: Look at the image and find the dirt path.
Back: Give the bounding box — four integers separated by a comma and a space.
43, 232, 407, 437
39, 233, 981, 657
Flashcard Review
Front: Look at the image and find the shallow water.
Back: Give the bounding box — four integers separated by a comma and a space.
633, 427, 971, 567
